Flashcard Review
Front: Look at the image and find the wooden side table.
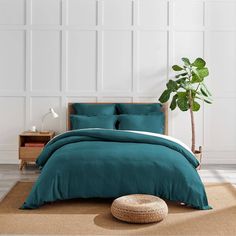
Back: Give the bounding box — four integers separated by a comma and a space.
19, 131, 55, 170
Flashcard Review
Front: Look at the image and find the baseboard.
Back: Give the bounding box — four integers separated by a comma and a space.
0, 151, 19, 164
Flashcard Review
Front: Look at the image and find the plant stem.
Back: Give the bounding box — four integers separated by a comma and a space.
195, 83, 200, 93
189, 91, 196, 152
190, 106, 195, 152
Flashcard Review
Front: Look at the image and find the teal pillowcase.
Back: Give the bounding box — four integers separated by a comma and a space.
72, 103, 116, 116
70, 115, 117, 130
117, 103, 162, 115
118, 114, 164, 134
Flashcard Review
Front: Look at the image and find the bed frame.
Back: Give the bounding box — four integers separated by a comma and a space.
67, 103, 168, 135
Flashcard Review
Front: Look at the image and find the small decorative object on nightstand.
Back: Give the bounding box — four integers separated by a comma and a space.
19, 131, 55, 170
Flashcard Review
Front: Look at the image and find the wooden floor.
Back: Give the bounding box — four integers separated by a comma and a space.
0, 164, 236, 200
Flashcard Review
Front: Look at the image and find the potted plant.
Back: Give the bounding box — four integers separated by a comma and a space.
159, 57, 212, 166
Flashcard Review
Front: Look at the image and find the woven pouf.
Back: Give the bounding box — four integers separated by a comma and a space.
111, 194, 168, 224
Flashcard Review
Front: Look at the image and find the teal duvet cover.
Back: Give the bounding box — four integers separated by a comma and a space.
21, 129, 211, 210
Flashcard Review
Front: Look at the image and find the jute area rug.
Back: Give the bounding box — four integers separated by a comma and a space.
0, 182, 236, 235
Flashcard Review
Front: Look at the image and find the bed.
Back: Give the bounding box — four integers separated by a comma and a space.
21, 103, 211, 210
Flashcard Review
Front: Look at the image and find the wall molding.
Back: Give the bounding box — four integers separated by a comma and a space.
0, 0, 235, 164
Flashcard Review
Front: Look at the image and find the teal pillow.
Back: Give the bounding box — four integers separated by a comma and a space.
70, 115, 117, 130
118, 114, 164, 134
72, 103, 116, 116
117, 103, 162, 115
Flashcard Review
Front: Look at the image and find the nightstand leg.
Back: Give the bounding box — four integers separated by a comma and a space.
19, 160, 25, 170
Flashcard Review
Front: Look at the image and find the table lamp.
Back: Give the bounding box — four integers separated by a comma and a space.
41, 108, 59, 134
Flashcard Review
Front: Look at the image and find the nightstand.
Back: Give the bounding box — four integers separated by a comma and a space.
19, 131, 55, 170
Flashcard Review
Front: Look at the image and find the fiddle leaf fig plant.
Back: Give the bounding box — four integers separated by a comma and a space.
159, 57, 212, 153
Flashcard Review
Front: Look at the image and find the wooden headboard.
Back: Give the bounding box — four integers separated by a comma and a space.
67, 103, 168, 135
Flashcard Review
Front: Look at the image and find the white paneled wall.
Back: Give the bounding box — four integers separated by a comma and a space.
0, 0, 235, 164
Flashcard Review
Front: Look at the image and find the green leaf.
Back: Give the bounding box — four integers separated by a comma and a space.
172, 65, 183, 71
203, 96, 213, 103
182, 57, 191, 66
195, 95, 213, 103
192, 101, 200, 111
167, 80, 178, 91
197, 68, 209, 78
177, 92, 187, 98
192, 58, 206, 69
159, 89, 171, 103
170, 94, 178, 110
177, 97, 189, 111
175, 72, 188, 78
195, 96, 212, 104
191, 89, 197, 97
202, 82, 212, 96
200, 87, 208, 97
192, 74, 203, 83
204, 99, 212, 104
176, 77, 188, 84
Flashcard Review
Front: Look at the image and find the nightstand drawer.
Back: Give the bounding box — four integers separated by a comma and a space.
19, 147, 43, 160
19, 131, 55, 170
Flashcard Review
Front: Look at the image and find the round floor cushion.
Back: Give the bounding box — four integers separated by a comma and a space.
111, 194, 168, 223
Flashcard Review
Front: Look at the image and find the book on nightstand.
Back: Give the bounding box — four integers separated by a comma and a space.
24, 142, 45, 147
